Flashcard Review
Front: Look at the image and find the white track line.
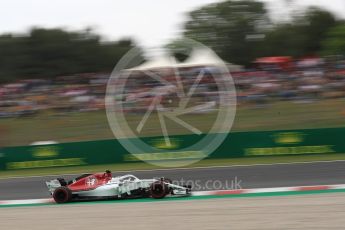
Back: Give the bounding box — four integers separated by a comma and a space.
0, 198, 53, 206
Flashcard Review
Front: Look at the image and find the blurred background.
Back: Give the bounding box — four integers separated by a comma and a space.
0, 0, 345, 147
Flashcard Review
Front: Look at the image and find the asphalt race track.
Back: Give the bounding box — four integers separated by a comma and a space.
0, 160, 344, 200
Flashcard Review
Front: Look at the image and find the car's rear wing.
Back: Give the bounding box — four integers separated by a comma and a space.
45, 179, 62, 195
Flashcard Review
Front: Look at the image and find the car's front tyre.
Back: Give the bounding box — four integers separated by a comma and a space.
150, 181, 169, 199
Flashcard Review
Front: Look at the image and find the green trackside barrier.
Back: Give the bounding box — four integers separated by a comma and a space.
210, 127, 342, 159
1, 139, 127, 170
1, 127, 345, 170
0, 151, 5, 170
0, 134, 207, 170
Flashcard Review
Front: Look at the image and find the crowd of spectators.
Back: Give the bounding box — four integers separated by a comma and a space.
0, 73, 108, 118
234, 57, 345, 107
1, 57, 345, 118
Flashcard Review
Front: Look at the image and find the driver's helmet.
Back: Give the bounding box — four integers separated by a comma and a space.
105, 170, 112, 178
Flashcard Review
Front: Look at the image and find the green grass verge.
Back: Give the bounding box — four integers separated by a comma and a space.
1, 99, 344, 146
1, 153, 345, 178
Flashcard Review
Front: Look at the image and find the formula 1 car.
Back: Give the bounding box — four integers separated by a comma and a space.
46, 170, 191, 203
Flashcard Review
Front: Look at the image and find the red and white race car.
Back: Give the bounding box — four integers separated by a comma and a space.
46, 170, 191, 203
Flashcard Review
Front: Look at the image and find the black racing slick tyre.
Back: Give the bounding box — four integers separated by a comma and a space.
53, 187, 72, 203
150, 181, 169, 199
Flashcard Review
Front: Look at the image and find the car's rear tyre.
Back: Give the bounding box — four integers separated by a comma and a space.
150, 181, 168, 199
53, 187, 72, 203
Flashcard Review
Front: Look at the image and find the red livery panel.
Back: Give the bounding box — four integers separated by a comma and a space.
68, 173, 112, 191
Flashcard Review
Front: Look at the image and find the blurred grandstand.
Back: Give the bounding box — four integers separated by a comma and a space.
1, 56, 344, 118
